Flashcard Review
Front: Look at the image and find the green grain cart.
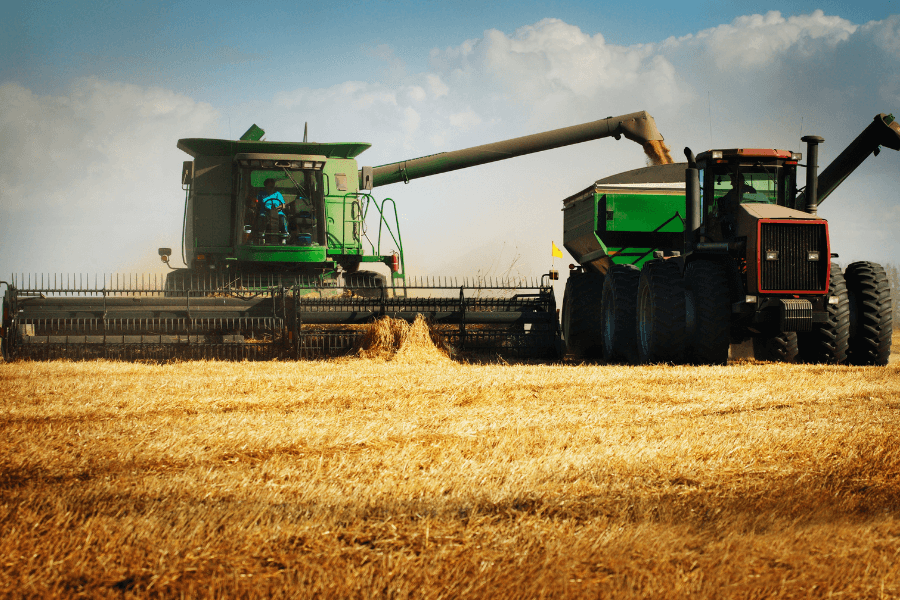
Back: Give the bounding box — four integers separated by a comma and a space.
3, 112, 667, 361
562, 113, 899, 365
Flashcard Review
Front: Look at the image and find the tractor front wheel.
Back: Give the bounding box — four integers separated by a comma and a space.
845, 261, 892, 365
798, 263, 849, 364
753, 331, 799, 362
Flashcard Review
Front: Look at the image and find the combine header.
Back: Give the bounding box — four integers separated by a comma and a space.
2, 111, 667, 361
2, 273, 558, 360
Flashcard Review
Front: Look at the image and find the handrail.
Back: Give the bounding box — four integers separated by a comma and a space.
337, 193, 406, 276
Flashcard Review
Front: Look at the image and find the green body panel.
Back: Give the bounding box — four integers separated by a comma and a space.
604, 193, 684, 233
188, 156, 234, 263
563, 183, 686, 271
322, 158, 362, 255
178, 139, 371, 159
235, 245, 328, 263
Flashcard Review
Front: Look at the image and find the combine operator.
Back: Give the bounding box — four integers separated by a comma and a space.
254, 178, 289, 244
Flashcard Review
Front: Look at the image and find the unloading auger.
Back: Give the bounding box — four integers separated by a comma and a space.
2, 112, 667, 361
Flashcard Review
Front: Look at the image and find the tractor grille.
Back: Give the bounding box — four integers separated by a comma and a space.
759, 221, 829, 293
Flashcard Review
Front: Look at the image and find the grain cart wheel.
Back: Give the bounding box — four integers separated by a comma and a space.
798, 264, 849, 364
844, 261, 892, 366
636, 260, 686, 364
684, 260, 730, 365
601, 264, 640, 363
752, 331, 799, 362
561, 270, 605, 359
345, 271, 387, 299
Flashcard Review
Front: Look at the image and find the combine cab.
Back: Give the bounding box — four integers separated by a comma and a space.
2, 112, 669, 361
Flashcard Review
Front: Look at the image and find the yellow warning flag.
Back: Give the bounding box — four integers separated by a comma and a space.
552, 241, 563, 258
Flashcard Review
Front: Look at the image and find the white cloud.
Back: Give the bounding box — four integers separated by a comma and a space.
0, 78, 219, 276
448, 110, 481, 130
670, 10, 857, 69
865, 14, 900, 56
426, 74, 449, 98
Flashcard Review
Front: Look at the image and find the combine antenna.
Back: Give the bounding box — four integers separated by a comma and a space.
304, 122, 308, 143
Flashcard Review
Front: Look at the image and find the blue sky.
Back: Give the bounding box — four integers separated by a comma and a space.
2, 1, 899, 282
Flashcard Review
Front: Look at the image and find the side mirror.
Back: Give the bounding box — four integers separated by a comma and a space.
359, 166, 374, 191
181, 161, 193, 188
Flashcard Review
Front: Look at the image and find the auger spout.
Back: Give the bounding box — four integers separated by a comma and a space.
797, 113, 900, 209
365, 110, 667, 188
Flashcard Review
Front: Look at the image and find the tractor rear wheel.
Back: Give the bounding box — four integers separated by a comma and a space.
798, 263, 849, 364
601, 264, 640, 363
752, 331, 799, 362
684, 259, 730, 365
636, 260, 686, 364
562, 270, 605, 359
845, 261, 892, 365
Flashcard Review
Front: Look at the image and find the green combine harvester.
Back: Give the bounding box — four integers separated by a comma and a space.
561, 113, 899, 365
2, 112, 668, 361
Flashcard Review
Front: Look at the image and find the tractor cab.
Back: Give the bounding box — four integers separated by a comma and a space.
694, 148, 802, 242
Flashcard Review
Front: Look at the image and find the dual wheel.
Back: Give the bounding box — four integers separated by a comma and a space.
562, 259, 892, 365
634, 259, 730, 365
753, 261, 892, 366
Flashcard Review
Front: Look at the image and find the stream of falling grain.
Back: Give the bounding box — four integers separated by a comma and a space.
643, 139, 675, 165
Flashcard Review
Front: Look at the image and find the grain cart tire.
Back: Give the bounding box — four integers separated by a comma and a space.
684, 260, 730, 365
562, 270, 605, 359
345, 271, 388, 299
637, 260, 686, 364
601, 264, 640, 363
844, 261, 892, 366
798, 264, 849, 364
752, 331, 799, 362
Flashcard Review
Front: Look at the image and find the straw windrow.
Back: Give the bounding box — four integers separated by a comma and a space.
356, 315, 451, 363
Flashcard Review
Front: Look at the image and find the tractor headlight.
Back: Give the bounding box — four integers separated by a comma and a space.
765, 250, 780, 261
807, 251, 820, 261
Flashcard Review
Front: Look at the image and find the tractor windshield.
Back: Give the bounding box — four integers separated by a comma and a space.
708, 163, 792, 217
237, 167, 325, 246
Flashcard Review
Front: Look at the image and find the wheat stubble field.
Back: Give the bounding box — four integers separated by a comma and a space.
1, 325, 899, 599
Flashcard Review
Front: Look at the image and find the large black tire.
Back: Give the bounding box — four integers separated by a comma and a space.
601, 264, 641, 363
684, 260, 730, 365
164, 268, 193, 296
345, 270, 388, 298
753, 331, 799, 362
636, 260, 686, 364
798, 263, 849, 364
845, 261, 892, 366
561, 270, 605, 359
